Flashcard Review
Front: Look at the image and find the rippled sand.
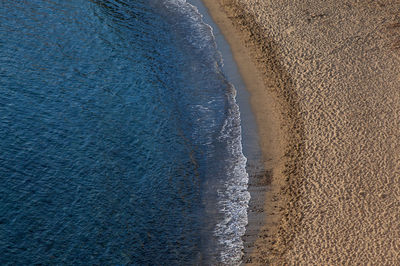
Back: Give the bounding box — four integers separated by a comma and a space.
202, 0, 400, 264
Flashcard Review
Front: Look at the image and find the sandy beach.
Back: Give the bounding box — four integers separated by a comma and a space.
202, 0, 400, 264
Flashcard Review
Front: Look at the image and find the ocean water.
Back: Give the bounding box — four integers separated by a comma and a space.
0, 0, 250, 264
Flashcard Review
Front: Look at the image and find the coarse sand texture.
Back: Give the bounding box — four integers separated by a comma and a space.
202, 0, 400, 264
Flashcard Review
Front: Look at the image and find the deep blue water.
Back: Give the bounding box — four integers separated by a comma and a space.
0, 0, 249, 264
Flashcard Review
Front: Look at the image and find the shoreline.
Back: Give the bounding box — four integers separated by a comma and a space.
201, 0, 400, 264
188, 0, 271, 263
186, 0, 270, 263
200, 0, 303, 263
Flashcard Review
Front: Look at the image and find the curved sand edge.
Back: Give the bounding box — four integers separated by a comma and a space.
201, 0, 305, 264
202, 0, 400, 264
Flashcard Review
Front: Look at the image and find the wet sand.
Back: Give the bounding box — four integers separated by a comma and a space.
202, 0, 400, 264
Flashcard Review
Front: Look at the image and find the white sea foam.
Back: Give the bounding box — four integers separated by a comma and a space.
157, 0, 250, 264
215, 83, 250, 265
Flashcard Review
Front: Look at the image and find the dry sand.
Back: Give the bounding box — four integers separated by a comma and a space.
201, 0, 400, 264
